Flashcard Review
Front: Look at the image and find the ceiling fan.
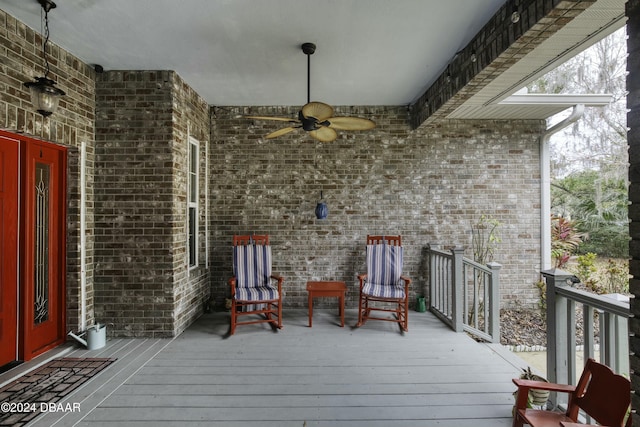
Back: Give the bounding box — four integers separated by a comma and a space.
248, 43, 376, 143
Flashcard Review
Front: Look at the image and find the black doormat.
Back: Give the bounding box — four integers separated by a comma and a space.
0, 357, 116, 427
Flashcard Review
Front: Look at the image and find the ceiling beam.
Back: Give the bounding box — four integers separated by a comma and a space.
409, 0, 597, 129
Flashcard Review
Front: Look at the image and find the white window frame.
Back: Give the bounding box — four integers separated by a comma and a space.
188, 136, 199, 269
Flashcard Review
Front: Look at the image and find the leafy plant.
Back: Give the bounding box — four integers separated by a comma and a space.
513, 367, 550, 410
471, 215, 502, 264
573, 252, 599, 292
552, 171, 628, 258
603, 258, 629, 294
469, 216, 501, 325
535, 278, 547, 314
551, 215, 586, 268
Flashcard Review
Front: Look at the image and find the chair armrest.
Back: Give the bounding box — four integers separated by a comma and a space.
560, 423, 604, 427
229, 276, 236, 297
270, 274, 284, 291
512, 378, 576, 393
513, 378, 576, 411
400, 275, 411, 286
357, 273, 367, 289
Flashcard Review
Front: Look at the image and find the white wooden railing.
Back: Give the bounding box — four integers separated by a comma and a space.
426, 244, 502, 343
541, 268, 630, 406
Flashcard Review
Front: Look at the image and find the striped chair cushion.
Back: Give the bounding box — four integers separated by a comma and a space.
233, 244, 272, 289
362, 281, 406, 299
235, 286, 279, 302
364, 244, 405, 298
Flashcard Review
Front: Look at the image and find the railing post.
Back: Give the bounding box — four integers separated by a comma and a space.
541, 268, 577, 407
487, 262, 501, 343
427, 243, 436, 311
451, 247, 464, 333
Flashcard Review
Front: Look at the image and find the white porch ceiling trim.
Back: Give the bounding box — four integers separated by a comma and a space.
447, 0, 625, 121
499, 93, 613, 106
447, 93, 612, 120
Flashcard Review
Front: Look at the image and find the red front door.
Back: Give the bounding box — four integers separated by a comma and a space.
0, 130, 66, 365
20, 138, 67, 360
0, 135, 19, 367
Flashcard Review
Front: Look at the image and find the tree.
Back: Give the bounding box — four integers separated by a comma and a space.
528, 27, 629, 258
552, 171, 628, 257
528, 27, 628, 180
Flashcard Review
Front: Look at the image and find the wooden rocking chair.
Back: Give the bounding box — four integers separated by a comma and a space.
356, 235, 411, 332
228, 235, 283, 335
512, 358, 631, 427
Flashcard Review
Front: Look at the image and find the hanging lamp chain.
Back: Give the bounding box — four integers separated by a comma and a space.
40, 0, 56, 78
307, 51, 311, 104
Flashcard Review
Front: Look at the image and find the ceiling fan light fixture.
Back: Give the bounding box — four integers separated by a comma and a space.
23, 0, 65, 117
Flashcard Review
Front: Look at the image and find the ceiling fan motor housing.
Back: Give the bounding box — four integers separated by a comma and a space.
299, 111, 317, 131
301, 43, 316, 55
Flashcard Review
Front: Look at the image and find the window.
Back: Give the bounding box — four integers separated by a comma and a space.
188, 137, 198, 268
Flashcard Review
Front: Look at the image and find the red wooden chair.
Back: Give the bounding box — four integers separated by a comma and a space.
228, 235, 283, 335
356, 235, 411, 332
512, 358, 631, 427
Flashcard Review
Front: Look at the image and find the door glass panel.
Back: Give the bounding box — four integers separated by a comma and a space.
34, 163, 50, 324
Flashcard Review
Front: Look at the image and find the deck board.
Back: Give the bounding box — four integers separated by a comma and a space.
13, 309, 528, 426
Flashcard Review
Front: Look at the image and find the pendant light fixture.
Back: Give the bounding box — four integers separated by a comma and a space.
315, 191, 328, 220
23, 0, 65, 117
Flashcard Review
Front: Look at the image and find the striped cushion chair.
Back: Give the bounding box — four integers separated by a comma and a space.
228, 235, 283, 335
356, 235, 411, 332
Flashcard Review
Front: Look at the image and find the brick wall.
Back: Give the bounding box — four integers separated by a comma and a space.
170, 73, 211, 335
95, 71, 210, 337
210, 106, 546, 310
0, 5, 214, 337
626, 0, 639, 423
0, 9, 97, 333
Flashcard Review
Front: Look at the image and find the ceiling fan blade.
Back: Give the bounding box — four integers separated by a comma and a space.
301, 102, 334, 121
265, 127, 297, 139
309, 127, 337, 143
327, 116, 376, 131
248, 116, 298, 123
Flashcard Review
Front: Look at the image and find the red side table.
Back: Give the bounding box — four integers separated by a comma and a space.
306, 281, 347, 327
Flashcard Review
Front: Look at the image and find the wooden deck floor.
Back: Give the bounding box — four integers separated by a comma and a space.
4, 309, 529, 427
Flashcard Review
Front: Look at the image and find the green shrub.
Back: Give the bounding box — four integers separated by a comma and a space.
603, 258, 629, 294
577, 224, 629, 258
572, 252, 599, 292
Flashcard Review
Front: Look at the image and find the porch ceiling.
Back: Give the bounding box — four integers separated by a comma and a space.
2, 0, 626, 123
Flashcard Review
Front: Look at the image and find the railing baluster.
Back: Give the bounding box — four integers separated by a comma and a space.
603, 311, 615, 369
462, 263, 468, 327
583, 305, 595, 362
614, 313, 629, 374
471, 272, 476, 331
567, 299, 576, 385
